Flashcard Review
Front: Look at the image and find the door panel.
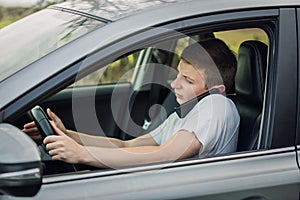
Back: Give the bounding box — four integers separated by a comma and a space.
184, 184, 300, 200
26, 149, 300, 200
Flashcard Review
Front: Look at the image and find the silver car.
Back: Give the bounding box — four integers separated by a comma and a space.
0, 0, 299, 199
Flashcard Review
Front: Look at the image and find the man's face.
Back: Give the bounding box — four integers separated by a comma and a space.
171, 59, 207, 105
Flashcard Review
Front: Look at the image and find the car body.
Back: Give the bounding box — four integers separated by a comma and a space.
0, 0, 300, 199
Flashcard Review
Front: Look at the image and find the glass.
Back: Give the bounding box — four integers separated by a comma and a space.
73, 51, 140, 87
0, 8, 104, 82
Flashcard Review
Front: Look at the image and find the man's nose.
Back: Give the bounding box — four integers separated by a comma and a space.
171, 76, 180, 89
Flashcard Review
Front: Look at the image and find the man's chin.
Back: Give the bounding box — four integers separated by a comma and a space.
177, 98, 186, 105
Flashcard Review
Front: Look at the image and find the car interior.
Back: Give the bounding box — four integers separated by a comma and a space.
233, 40, 268, 151
10, 27, 269, 175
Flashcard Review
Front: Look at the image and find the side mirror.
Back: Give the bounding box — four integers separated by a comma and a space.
0, 123, 42, 197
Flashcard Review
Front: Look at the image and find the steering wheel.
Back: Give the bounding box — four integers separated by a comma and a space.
28, 106, 99, 172
28, 106, 76, 172
29, 105, 56, 139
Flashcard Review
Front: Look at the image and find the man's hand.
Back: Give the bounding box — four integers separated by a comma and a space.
46, 108, 67, 134
22, 121, 41, 140
23, 108, 67, 139
44, 123, 89, 164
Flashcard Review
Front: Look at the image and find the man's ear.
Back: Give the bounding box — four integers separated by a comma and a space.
210, 85, 226, 93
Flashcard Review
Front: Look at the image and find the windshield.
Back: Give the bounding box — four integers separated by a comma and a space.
0, 8, 105, 82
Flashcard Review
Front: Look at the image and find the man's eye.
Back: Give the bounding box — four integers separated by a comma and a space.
185, 77, 193, 84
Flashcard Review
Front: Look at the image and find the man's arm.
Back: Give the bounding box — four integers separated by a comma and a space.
66, 130, 158, 148
84, 130, 201, 168
23, 108, 159, 148
45, 125, 202, 168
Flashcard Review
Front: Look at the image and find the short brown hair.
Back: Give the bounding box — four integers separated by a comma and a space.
181, 38, 237, 93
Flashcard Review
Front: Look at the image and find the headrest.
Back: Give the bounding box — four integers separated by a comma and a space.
235, 41, 268, 105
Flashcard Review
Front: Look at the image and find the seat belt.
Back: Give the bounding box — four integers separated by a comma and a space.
142, 83, 161, 130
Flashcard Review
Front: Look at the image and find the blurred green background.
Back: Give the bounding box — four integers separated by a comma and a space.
0, 6, 35, 28
0, 0, 62, 29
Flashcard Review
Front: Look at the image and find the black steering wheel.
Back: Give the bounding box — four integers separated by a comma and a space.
28, 106, 79, 173
29, 105, 56, 139
28, 106, 99, 173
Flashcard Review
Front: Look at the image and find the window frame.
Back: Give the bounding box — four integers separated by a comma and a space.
39, 9, 281, 177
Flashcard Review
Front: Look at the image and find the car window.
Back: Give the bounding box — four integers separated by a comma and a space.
169, 28, 269, 81
72, 51, 140, 86
215, 28, 269, 53
173, 28, 268, 59
74, 28, 269, 88
0, 8, 104, 82
33, 26, 270, 176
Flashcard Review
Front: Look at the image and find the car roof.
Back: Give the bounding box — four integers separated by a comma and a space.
51, 0, 300, 22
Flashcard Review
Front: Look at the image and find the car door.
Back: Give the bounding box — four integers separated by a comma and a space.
38, 8, 299, 200
1, 4, 300, 200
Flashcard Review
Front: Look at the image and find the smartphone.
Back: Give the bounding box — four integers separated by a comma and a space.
175, 88, 219, 118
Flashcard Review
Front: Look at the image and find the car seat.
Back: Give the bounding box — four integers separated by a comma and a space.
233, 40, 268, 151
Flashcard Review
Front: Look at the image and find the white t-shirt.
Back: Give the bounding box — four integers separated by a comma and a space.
150, 94, 240, 157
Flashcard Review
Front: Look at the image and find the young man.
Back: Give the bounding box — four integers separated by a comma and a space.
23, 38, 240, 169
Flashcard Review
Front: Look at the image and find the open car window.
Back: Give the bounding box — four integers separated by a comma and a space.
31, 26, 270, 176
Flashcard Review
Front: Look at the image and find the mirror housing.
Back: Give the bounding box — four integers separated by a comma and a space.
0, 123, 42, 197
